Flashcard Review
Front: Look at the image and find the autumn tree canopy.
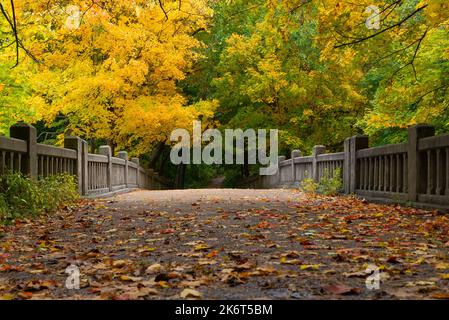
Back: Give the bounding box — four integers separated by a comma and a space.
1, 0, 217, 154
1, 0, 449, 180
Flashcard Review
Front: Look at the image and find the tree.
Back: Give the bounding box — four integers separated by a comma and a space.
187, 0, 366, 154
2, 0, 217, 155
318, 0, 449, 142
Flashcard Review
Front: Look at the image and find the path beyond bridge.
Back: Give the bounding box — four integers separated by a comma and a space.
1, 189, 449, 300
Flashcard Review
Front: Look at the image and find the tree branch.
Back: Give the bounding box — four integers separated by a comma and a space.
334, 4, 428, 48
158, 0, 169, 21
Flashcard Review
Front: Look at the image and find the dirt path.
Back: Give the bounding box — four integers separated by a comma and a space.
206, 177, 225, 188
1, 189, 449, 300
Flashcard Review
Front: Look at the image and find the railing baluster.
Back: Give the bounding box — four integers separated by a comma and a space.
45, 156, 49, 177
384, 155, 389, 192
93, 163, 95, 189
38, 156, 42, 177
389, 154, 395, 192
427, 150, 433, 195
366, 158, 370, 190
359, 158, 365, 190
403, 153, 408, 193
379, 155, 383, 191
10, 152, 14, 171
18, 153, 22, 173
446, 147, 449, 196
0, 151, 4, 175
363, 158, 368, 190
97, 163, 99, 189
396, 154, 401, 193
90, 163, 93, 190
436, 149, 442, 195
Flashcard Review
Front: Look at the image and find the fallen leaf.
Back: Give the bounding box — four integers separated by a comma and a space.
145, 263, 162, 274
300, 264, 321, 271
112, 260, 128, 268
432, 292, 449, 299
180, 289, 202, 299
324, 284, 361, 295
194, 244, 212, 251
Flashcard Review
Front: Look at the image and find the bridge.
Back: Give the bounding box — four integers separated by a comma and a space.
2, 123, 449, 210
1, 123, 449, 299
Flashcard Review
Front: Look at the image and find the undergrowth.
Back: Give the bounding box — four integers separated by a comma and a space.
0, 172, 79, 224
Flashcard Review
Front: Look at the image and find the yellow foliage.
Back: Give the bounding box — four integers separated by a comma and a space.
7, 0, 214, 154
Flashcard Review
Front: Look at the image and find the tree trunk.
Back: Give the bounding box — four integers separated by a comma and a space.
243, 146, 250, 177
149, 141, 166, 169
175, 163, 186, 189
90, 138, 96, 154
159, 150, 170, 176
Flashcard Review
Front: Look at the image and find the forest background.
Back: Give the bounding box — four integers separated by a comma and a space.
0, 0, 448, 188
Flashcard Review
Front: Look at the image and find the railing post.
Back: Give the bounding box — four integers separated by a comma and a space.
81, 140, 88, 195
344, 138, 351, 194
131, 158, 140, 188
64, 136, 88, 195
278, 156, 286, 186
118, 151, 129, 188
349, 135, 369, 194
99, 146, 112, 192
407, 125, 435, 202
10, 123, 38, 180
312, 145, 326, 182
291, 150, 301, 182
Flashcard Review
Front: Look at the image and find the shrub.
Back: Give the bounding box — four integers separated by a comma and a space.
300, 177, 318, 194
0, 172, 79, 224
0, 193, 9, 221
317, 168, 343, 196
300, 168, 343, 196
38, 174, 79, 213
0, 172, 39, 218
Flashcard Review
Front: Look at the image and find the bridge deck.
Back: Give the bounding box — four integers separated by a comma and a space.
1, 189, 448, 300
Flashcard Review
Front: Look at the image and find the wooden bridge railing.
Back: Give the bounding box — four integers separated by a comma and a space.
0, 123, 171, 197
241, 124, 449, 209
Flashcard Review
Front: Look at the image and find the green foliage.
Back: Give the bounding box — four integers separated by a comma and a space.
300, 177, 318, 194
0, 172, 78, 224
185, 164, 220, 189
317, 168, 343, 196
0, 193, 8, 220
300, 168, 343, 196
2, 0, 449, 187
38, 174, 79, 213
0, 64, 34, 135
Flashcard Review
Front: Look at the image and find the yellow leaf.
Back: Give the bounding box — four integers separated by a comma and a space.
194, 244, 212, 251
300, 264, 321, 271
280, 257, 301, 265
0, 294, 14, 300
